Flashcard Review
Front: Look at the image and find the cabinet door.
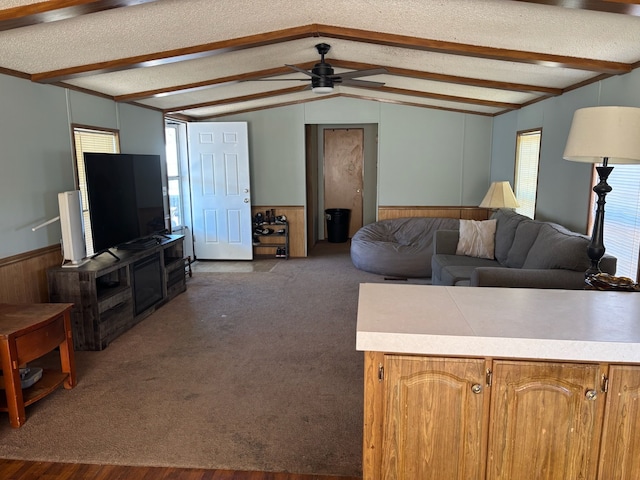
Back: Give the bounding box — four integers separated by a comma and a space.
381, 356, 487, 480
598, 365, 640, 478
487, 360, 604, 480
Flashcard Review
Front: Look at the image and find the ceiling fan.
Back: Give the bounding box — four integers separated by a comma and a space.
259, 43, 387, 94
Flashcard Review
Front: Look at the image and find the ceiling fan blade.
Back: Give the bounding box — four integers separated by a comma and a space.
285, 64, 320, 78
247, 78, 310, 81
337, 68, 388, 80
341, 78, 386, 88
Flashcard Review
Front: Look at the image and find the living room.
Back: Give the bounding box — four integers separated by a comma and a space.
2, 1, 640, 478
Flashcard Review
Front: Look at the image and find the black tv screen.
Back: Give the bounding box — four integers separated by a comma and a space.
84, 153, 165, 253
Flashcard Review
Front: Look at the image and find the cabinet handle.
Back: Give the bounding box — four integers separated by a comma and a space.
471, 384, 482, 394
585, 389, 598, 401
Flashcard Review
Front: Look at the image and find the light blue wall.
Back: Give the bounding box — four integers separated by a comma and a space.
490, 68, 640, 234
213, 97, 494, 209
0, 73, 166, 259
1, 76, 72, 258
218, 104, 307, 204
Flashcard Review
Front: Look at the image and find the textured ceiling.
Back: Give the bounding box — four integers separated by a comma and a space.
1, 0, 639, 119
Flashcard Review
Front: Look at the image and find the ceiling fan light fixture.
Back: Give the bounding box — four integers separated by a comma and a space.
312, 86, 334, 94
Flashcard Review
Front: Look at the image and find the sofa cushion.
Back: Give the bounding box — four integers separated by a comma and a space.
440, 265, 481, 286
522, 223, 591, 271
432, 254, 500, 285
492, 209, 528, 265
504, 220, 543, 268
456, 219, 497, 259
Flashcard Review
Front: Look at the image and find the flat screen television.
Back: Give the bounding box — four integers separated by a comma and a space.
84, 153, 165, 254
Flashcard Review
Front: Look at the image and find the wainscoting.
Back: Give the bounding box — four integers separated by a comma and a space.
377, 206, 490, 221
0, 245, 62, 304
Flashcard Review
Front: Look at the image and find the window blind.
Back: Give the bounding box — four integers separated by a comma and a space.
514, 130, 541, 219
73, 128, 119, 256
599, 164, 640, 281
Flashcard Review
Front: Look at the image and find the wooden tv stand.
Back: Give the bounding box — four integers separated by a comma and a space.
47, 235, 187, 351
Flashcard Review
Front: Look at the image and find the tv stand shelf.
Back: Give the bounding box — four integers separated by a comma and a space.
47, 235, 187, 351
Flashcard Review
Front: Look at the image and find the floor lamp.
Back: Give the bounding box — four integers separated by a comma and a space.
563, 106, 640, 279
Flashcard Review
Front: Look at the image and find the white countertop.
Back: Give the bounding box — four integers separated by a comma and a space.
356, 283, 640, 363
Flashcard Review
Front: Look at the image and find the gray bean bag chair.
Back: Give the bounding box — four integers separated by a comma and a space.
351, 217, 460, 278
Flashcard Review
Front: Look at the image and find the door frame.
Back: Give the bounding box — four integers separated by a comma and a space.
309, 123, 378, 242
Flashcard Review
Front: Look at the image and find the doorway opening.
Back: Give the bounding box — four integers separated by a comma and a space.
305, 124, 378, 253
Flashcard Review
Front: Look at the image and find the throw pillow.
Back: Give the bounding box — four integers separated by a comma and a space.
456, 219, 497, 260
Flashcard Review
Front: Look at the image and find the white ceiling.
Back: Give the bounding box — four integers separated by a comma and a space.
1, 0, 639, 119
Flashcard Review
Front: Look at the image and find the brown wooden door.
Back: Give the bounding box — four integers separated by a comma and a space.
487, 360, 604, 480
323, 128, 363, 238
598, 365, 640, 478
381, 355, 488, 480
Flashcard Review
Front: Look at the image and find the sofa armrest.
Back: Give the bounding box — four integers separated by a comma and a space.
470, 267, 587, 290
434, 229, 459, 255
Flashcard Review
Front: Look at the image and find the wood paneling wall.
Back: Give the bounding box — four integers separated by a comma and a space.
251, 206, 305, 258
0, 245, 63, 304
378, 206, 490, 221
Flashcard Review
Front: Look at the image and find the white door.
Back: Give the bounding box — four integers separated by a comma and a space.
187, 122, 252, 260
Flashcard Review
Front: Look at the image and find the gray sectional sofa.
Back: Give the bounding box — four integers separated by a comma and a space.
431, 208, 617, 289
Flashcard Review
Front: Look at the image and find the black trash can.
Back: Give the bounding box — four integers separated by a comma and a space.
325, 208, 351, 243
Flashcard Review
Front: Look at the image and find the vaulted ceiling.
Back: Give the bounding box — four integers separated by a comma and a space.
1, 0, 639, 120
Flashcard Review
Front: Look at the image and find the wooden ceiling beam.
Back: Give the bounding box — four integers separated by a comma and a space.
0, 0, 159, 31
512, 0, 640, 16
31, 23, 631, 84
200, 92, 495, 120
31, 25, 320, 83
163, 86, 309, 114
339, 93, 496, 117
116, 59, 561, 104
114, 63, 319, 102
360, 85, 522, 110
329, 60, 563, 95
316, 25, 632, 75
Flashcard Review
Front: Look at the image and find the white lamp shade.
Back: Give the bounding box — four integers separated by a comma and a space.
563, 106, 640, 164
479, 181, 520, 209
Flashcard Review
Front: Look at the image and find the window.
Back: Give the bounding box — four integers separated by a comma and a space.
514, 129, 541, 219
590, 164, 640, 281
72, 126, 120, 256
165, 122, 184, 231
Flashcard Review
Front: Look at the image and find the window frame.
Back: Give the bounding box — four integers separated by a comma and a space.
71, 124, 120, 256
513, 128, 542, 219
587, 163, 640, 282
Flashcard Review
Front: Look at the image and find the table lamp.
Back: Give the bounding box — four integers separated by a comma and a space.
479, 181, 520, 210
563, 106, 640, 277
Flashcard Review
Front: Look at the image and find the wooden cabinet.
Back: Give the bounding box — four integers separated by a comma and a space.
47, 235, 187, 351
364, 353, 638, 480
598, 365, 640, 478
487, 360, 604, 480
380, 355, 488, 479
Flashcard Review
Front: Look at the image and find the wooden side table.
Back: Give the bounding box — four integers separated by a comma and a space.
0, 303, 76, 428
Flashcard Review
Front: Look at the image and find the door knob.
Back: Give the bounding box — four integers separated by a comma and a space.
244, 198, 249, 203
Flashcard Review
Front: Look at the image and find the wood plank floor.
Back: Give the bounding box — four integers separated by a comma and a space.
0, 459, 362, 480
